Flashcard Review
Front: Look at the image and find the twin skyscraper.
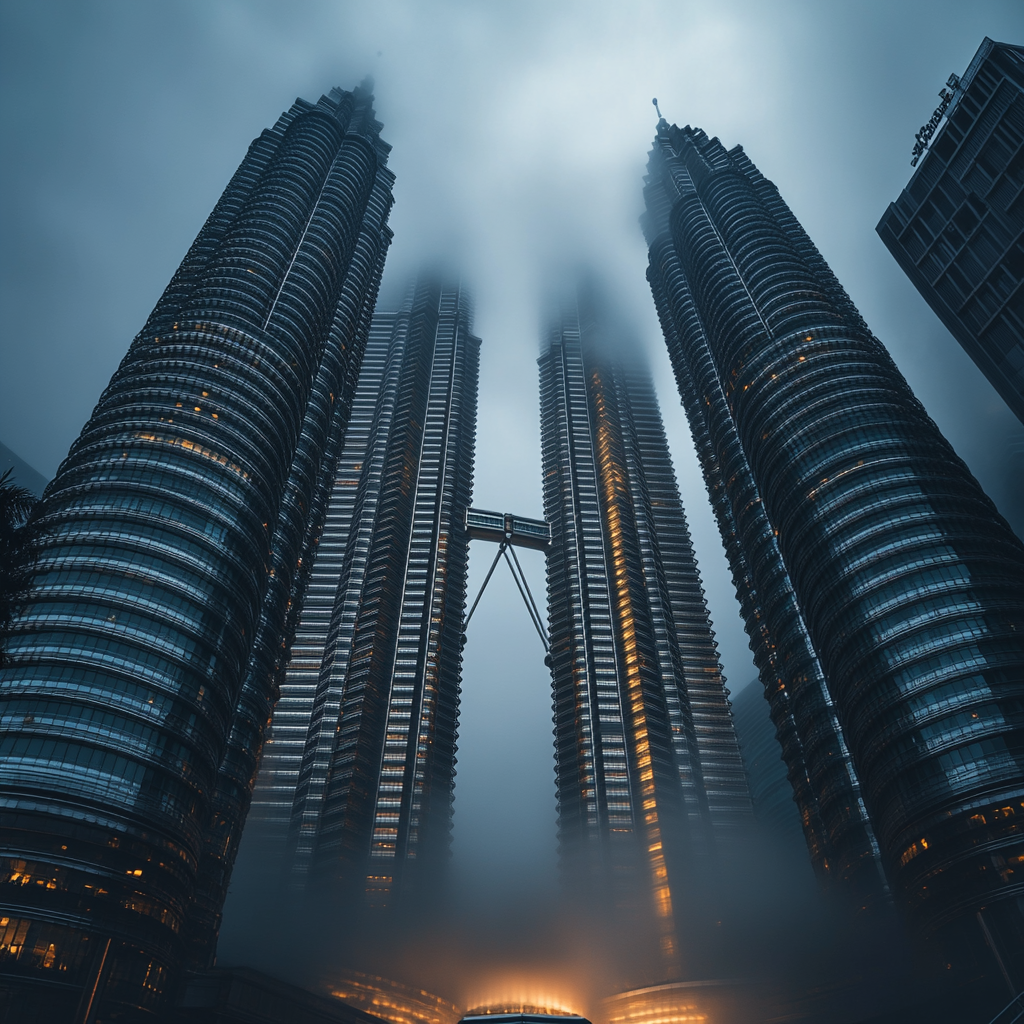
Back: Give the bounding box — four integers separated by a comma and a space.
0, 73, 1022, 1022
248, 280, 480, 916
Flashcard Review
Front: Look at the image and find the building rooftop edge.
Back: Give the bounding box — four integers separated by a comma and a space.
901, 36, 1023, 190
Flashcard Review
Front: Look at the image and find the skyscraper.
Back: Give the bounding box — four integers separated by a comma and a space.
246, 279, 479, 914
643, 117, 1024, 984
538, 284, 750, 978
877, 37, 1024, 425
0, 83, 393, 1019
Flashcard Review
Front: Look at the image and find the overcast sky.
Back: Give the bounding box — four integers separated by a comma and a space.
2, 0, 1023, 965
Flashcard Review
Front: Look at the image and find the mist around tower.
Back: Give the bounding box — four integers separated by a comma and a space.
2, 6, 1024, 1024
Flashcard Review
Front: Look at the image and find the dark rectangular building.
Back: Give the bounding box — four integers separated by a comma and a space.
877, 37, 1024, 423
0, 441, 47, 498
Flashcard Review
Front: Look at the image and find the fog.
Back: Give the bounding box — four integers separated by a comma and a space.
2, 0, 1023, 1004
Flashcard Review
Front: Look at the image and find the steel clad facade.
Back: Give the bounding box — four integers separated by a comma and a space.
878, 38, 1024, 425
248, 280, 479, 913
539, 286, 750, 978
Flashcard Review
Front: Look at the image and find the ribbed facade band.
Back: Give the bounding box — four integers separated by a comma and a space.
643, 118, 1024, 979
247, 280, 479, 911
0, 84, 393, 1019
539, 285, 751, 979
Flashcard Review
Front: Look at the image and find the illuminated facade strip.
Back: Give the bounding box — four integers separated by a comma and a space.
539, 285, 751, 974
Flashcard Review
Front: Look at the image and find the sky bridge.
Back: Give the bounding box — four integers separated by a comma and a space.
463, 507, 551, 664
464, 507, 550, 550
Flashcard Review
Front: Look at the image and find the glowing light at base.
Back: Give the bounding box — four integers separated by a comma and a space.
463, 977, 585, 1019
602, 983, 716, 1024
329, 971, 461, 1024
466, 1007, 585, 1015
465, 1004, 582, 1018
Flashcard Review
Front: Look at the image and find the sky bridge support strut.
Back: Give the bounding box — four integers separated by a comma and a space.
462, 507, 551, 665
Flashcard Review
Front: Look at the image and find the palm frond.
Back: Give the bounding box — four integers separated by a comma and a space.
0, 469, 40, 665
0, 469, 36, 530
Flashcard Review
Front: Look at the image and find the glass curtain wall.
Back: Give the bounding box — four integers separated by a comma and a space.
248, 279, 480, 916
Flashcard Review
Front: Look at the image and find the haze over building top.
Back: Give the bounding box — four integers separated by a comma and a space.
0, 11, 1023, 1022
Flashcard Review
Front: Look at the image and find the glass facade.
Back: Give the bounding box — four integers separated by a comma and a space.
877, 38, 1024, 425
246, 280, 479, 911
730, 680, 806, 850
644, 117, 1024, 979
538, 284, 751, 978
0, 84, 394, 1017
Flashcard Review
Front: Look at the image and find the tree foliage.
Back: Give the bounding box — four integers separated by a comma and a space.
0, 469, 38, 666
